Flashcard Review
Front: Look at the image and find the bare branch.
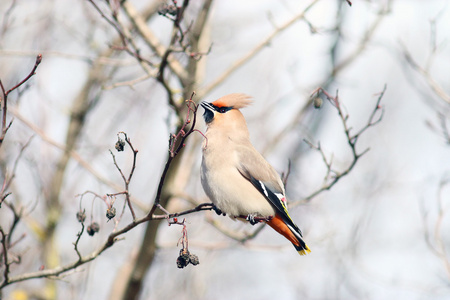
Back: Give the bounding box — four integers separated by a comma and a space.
206, 217, 268, 244
108, 132, 138, 220
0, 54, 42, 147
262, 3, 391, 155
0, 0, 17, 38
439, 114, 450, 145
331, 4, 390, 77
8, 106, 149, 212
150, 93, 202, 216
152, 203, 217, 220
103, 73, 153, 90
421, 178, 450, 281
3, 135, 34, 193
122, 1, 189, 81
0, 227, 10, 286
296, 86, 386, 205
0, 93, 211, 286
403, 46, 450, 104
73, 222, 85, 262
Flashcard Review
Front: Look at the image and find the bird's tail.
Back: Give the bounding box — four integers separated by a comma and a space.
267, 214, 311, 255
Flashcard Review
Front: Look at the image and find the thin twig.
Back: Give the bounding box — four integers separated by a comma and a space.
2, 201, 23, 247
438, 114, 450, 145
206, 217, 267, 244
150, 93, 201, 216
3, 135, 34, 192
0, 0, 17, 37
109, 132, 138, 220
122, 1, 188, 81
152, 203, 216, 220
73, 222, 85, 262
9, 107, 148, 212
0, 227, 10, 286
281, 160, 292, 188
403, 47, 450, 104
297, 86, 386, 205
157, 0, 191, 112
0, 54, 42, 147
262, 2, 390, 155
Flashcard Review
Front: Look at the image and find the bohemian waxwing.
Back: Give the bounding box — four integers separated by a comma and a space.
200, 93, 310, 255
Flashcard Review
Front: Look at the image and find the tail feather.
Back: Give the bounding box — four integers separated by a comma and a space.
267, 214, 311, 255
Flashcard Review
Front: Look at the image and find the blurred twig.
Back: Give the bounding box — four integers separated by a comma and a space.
297, 85, 386, 205
403, 47, 450, 104
421, 178, 450, 281
122, 1, 188, 82
263, 1, 391, 155
206, 216, 268, 244
198, 0, 321, 99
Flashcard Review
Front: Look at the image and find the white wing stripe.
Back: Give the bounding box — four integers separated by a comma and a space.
258, 180, 269, 197
287, 223, 303, 241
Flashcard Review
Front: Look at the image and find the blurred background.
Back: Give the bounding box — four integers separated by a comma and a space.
1, 0, 450, 299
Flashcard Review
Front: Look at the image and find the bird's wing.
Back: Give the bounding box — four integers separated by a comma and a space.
235, 145, 303, 237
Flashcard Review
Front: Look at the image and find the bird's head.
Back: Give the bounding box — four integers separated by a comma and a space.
200, 93, 253, 124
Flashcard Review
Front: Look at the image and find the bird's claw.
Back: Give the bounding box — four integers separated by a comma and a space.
212, 204, 225, 216
246, 214, 258, 225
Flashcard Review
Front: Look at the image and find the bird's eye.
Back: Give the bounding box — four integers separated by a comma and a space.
218, 107, 227, 113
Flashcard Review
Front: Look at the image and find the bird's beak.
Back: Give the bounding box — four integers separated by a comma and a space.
200, 101, 213, 110
200, 102, 215, 123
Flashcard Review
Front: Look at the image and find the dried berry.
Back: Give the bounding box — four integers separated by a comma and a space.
176, 256, 188, 268
313, 97, 323, 109
176, 249, 191, 269
176, 249, 199, 268
87, 222, 100, 236
189, 254, 199, 266
115, 138, 125, 152
76, 210, 86, 223
106, 206, 116, 220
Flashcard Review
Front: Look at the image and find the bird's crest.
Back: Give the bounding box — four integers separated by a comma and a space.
211, 93, 253, 109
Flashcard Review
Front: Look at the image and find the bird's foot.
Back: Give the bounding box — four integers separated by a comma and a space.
245, 214, 273, 225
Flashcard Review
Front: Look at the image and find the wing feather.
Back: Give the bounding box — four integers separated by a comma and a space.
235, 146, 303, 237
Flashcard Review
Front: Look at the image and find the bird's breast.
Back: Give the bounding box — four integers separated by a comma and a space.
201, 146, 275, 217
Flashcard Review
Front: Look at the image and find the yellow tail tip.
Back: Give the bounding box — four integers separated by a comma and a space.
298, 245, 311, 256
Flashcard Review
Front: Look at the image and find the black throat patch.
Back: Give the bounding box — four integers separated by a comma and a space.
203, 108, 214, 123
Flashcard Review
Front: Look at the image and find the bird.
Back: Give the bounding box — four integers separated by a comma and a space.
200, 93, 310, 255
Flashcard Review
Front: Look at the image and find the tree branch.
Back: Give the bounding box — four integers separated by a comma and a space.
297, 85, 386, 205
0, 54, 42, 147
